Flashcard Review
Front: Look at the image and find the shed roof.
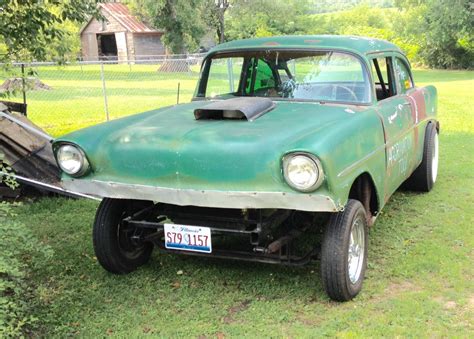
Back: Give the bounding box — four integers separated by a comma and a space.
209, 35, 403, 57
80, 2, 163, 34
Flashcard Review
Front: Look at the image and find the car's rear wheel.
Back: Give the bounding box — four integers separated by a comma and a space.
320, 199, 368, 301
93, 198, 154, 274
404, 122, 439, 192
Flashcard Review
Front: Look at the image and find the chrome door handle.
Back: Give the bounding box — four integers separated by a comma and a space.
398, 102, 411, 110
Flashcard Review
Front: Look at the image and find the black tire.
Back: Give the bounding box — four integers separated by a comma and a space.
93, 198, 154, 274
321, 199, 368, 302
404, 122, 439, 192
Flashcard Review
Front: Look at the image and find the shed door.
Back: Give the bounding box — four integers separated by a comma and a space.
115, 32, 128, 62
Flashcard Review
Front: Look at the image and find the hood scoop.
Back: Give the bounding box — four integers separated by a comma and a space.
194, 97, 275, 121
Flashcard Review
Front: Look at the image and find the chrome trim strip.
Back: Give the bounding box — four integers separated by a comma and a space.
0, 172, 100, 200
337, 117, 434, 178
62, 179, 340, 212
337, 144, 385, 178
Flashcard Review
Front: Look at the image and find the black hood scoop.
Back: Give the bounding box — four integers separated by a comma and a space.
194, 97, 275, 121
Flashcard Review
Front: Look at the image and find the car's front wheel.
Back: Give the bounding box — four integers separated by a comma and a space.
320, 199, 368, 301
93, 198, 154, 274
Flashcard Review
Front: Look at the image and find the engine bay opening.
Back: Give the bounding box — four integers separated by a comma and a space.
122, 202, 330, 265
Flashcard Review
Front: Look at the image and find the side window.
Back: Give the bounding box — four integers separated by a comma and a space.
394, 58, 414, 94
371, 56, 397, 101
277, 68, 290, 82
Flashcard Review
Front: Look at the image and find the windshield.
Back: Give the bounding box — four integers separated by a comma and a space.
195, 50, 371, 104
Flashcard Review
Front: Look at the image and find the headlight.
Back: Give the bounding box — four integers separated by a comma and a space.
56, 144, 89, 176
283, 153, 323, 192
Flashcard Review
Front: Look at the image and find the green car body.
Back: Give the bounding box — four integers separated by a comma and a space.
54, 35, 438, 217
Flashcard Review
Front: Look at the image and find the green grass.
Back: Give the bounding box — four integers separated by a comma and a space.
1, 63, 201, 136
6, 69, 474, 336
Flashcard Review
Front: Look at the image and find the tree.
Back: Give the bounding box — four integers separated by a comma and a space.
224, 0, 312, 41
133, 0, 207, 55
214, 0, 230, 43
395, 0, 474, 69
0, 0, 101, 63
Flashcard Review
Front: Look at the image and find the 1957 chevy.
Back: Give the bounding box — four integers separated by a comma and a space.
53, 35, 438, 301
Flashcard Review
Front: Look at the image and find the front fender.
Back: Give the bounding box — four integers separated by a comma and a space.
287, 107, 386, 209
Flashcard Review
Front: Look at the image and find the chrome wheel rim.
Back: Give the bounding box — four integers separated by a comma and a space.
348, 216, 365, 284
432, 133, 439, 183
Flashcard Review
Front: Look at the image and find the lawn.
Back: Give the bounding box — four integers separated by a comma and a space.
1, 62, 201, 137
3, 69, 474, 337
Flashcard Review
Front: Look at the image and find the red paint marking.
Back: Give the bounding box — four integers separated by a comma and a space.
407, 89, 427, 163
262, 42, 280, 46
409, 89, 427, 121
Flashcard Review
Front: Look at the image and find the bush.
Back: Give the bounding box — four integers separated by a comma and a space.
0, 159, 53, 336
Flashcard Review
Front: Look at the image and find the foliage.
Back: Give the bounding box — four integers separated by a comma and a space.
221, 0, 473, 69
0, 157, 19, 191
0, 205, 53, 337
225, 0, 312, 40
1, 0, 471, 69
310, 0, 395, 13
0, 0, 101, 63
395, 0, 474, 69
0, 156, 53, 337
131, 0, 207, 54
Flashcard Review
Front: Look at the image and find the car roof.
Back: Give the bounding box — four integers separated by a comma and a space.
208, 35, 403, 58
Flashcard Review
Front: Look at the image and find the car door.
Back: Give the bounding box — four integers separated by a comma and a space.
370, 54, 416, 199
393, 56, 427, 170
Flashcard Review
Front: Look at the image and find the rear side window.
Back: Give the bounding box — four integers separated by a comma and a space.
371, 56, 397, 101
243, 59, 277, 94
394, 58, 414, 94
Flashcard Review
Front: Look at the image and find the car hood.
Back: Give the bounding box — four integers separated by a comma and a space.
55, 100, 368, 192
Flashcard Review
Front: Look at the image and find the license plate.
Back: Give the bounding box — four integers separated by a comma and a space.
164, 224, 212, 253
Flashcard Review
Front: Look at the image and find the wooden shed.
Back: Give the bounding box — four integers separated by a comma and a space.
80, 2, 165, 62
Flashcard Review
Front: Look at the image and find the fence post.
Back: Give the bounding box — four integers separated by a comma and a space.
21, 64, 27, 108
227, 58, 234, 92
100, 62, 110, 121
177, 82, 180, 105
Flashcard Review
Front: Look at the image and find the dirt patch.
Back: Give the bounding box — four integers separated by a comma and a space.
468, 295, 474, 310
223, 300, 251, 324
157, 60, 191, 73
443, 301, 457, 310
369, 280, 422, 302
0, 77, 52, 92
385, 281, 421, 297
297, 314, 322, 327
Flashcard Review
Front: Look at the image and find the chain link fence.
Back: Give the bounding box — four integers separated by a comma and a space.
0, 54, 205, 137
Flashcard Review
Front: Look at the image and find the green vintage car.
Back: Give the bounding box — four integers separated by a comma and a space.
53, 35, 439, 301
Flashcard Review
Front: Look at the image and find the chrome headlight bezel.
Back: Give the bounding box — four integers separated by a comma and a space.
282, 152, 324, 192
55, 143, 90, 177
